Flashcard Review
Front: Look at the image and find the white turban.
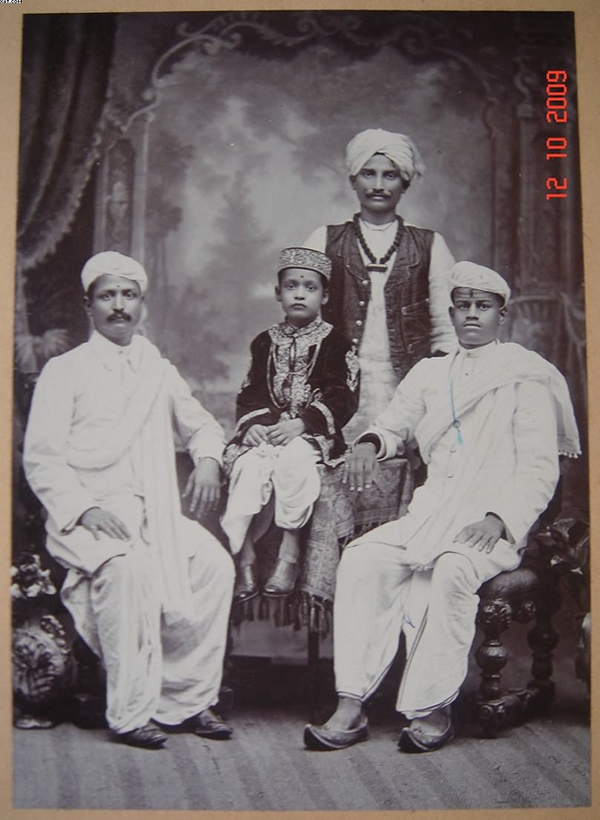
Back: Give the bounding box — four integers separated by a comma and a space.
345, 128, 425, 185
81, 251, 148, 295
449, 261, 511, 305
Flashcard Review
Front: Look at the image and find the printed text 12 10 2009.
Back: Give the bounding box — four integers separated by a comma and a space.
545, 70, 568, 201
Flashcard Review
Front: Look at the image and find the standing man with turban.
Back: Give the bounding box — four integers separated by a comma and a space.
304, 128, 457, 435
304, 262, 580, 753
23, 251, 235, 749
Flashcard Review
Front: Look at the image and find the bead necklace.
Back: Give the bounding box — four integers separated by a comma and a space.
353, 213, 403, 273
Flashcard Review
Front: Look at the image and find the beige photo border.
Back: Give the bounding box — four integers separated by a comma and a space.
0, 1, 597, 819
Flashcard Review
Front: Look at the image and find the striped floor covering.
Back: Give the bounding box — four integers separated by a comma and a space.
13, 659, 590, 811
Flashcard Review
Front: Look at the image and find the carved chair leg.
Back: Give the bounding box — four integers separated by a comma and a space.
474, 600, 511, 737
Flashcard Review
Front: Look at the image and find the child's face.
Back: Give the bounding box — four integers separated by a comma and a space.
276, 268, 328, 327
449, 287, 506, 349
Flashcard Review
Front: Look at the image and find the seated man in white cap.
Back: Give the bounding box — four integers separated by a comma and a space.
304, 128, 457, 436
23, 251, 235, 749
304, 261, 580, 752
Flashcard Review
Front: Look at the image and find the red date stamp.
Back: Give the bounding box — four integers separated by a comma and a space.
545, 70, 568, 200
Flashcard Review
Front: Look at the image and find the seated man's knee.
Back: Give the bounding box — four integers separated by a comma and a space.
94, 553, 134, 581
338, 543, 380, 584
432, 552, 479, 595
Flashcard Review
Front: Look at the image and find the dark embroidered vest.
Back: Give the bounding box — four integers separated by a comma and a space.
322, 219, 435, 380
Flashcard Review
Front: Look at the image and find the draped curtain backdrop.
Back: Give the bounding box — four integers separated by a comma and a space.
15, 14, 116, 369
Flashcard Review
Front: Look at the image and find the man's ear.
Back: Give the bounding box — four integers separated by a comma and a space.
275, 285, 281, 302
83, 295, 92, 314
349, 174, 357, 191
321, 289, 329, 306
449, 305, 455, 320
499, 306, 507, 323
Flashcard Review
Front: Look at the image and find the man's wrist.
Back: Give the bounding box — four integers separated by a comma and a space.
485, 512, 505, 535
194, 455, 222, 468
354, 434, 379, 453
78, 506, 100, 524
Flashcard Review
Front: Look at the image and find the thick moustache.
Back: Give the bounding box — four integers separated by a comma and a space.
108, 312, 131, 321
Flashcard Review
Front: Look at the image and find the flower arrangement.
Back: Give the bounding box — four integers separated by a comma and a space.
11, 552, 57, 602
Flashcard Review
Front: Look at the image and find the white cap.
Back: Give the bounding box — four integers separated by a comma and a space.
449, 261, 511, 305
81, 251, 148, 295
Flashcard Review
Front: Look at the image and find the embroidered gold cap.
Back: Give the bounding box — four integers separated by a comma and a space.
278, 247, 332, 281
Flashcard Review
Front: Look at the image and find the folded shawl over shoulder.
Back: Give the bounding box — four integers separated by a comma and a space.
65, 336, 204, 623
416, 343, 580, 462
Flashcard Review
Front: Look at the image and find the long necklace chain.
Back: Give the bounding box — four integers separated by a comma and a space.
353, 213, 403, 270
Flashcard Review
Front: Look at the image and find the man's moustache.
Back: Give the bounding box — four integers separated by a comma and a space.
108, 313, 132, 322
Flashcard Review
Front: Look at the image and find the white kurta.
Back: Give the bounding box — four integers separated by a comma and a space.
333, 341, 578, 717
24, 332, 234, 733
304, 221, 456, 437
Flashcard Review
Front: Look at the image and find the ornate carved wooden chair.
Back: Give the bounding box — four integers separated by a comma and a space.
474, 509, 589, 736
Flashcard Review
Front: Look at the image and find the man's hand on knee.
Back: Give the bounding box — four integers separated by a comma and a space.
344, 441, 378, 492
79, 507, 131, 541
453, 513, 505, 554
184, 457, 221, 518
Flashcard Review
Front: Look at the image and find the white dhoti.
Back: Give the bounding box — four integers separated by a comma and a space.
333, 539, 520, 718
47, 495, 234, 733
221, 437, 321, 554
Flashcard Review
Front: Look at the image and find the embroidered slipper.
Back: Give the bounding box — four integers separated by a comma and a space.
303, 719, 369, 751
398, 721, 455, 753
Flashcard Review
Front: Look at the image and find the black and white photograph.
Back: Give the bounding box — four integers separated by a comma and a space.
4, 1, 596, 815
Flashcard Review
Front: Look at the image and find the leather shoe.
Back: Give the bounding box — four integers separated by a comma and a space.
115, 723, 167, 750
263, 558, 298, 598
398, 720, 455, 753
304, 718, 369, 751
234, 564, 258, 602
186, 708, 233, 740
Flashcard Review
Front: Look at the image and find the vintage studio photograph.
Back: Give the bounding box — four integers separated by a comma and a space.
10, 7, 590, 812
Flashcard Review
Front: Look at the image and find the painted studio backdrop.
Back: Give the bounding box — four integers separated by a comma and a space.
13, 7, 587, 685
10, 9, 591, 812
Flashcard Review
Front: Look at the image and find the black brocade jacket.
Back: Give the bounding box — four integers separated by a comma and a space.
322, 218, 435, 381
223, 319, 359, 474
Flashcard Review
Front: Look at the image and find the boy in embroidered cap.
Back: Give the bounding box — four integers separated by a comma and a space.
304, 261, 580, 754
221, 247, 359, 601
303, 128, 457, 438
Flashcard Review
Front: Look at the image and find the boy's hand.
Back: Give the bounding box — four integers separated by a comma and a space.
453, 514, 505, 554
183, 457, 221, 518
344, 441, 378, 492
268, 418, 306, 446
243, 424, 270, 447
